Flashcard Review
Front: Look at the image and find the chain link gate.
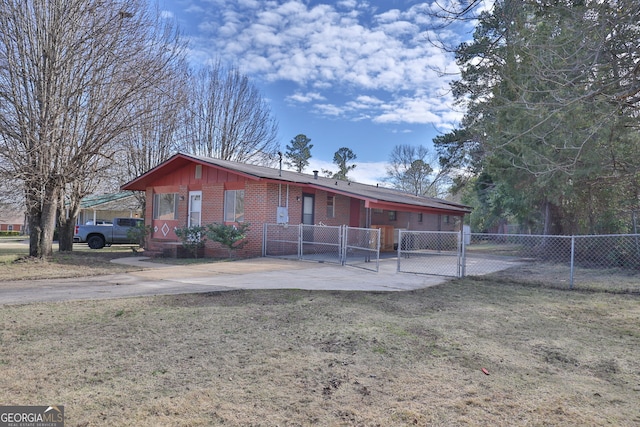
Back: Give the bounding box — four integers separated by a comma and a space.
263, 224, 381, 271
396, 230, 463, 277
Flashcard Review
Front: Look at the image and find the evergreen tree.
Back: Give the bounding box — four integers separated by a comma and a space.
436, 0, 640, 234
284, 134, 313, 172
332, 147, 357, 181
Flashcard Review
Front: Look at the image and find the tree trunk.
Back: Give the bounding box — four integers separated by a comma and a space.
58, 217, 75, 252
28, 187, 58, 258
57, 188, 82, 252
542, 199, 564, 236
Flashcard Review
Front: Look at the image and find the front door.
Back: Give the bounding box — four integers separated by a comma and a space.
302, 193, 314, 243
349, 198, 361, 227
302, 194, 314, 225
188, 191, 202, 227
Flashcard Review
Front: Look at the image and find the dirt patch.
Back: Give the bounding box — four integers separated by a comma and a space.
1, 280, 639, 426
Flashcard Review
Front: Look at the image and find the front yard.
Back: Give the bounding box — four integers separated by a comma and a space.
1, 277, 638, 426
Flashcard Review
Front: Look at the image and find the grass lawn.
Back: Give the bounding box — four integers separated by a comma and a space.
1, 277, 639, 426
0, 239, 145, 280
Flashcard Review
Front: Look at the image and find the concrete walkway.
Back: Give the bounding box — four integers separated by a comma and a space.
0, 257, 450, 305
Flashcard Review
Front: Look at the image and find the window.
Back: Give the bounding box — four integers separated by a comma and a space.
195, 164, 202, 179
116, 218, 143, 227
444, 215, 450, 224
417, 213, 423, 223
153, 193, 178, 220
326, 195, 335, 218
224, 190, 245, 222
7, 225, 13, 231
388, 211, 397, 221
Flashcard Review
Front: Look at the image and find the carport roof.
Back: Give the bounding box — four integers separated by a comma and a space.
122, 152, 472, 215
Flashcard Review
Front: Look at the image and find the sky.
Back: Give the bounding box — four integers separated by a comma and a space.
159, 0, 475, 184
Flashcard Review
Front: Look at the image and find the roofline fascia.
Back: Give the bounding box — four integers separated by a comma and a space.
365, 199, 471, 215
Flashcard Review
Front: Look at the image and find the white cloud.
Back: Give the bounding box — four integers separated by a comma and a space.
286, 92, 326, 103
184, 0, 472, 129
314, 104, 345, 117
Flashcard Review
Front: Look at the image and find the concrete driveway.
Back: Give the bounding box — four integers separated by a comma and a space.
0, 257, 450, 305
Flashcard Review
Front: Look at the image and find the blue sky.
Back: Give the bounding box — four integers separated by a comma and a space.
159, 0, 474, 184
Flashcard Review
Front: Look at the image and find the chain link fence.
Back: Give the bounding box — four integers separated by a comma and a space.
398, 231, 640, 292
263, 224, 380, 271
343, 227, 380, 271
265, 225, 639, 291
396, 231, 462, 277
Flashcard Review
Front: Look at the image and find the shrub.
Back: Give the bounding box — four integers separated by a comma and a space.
174, 225, 207, 258
205, 223, 250, 258
127, 223, 152, 249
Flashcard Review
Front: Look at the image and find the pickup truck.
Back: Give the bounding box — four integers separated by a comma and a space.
74, 217, 144, 249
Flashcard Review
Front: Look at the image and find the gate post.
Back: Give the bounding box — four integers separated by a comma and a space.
298, 224, 303, 259
340, 225, 346, 265
458, 229, 466, 278
396, 229, 402, 272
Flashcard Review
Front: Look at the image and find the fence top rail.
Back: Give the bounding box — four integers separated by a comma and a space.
347, 226, 379, 232
400, 230, 460, 235
472, 232, 640, 239
572, 233, 640, 239
301, 223, 342, 230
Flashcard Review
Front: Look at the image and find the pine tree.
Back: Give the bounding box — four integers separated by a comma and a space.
284, 134, 313, 172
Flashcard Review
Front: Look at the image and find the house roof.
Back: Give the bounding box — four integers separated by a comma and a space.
122, 152, 472, 215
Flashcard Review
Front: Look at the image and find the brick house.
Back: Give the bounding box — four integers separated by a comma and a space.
121, 152, 471, 257
0, 210, 24, 234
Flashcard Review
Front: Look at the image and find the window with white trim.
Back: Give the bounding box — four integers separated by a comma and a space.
153, 193, 178, 220
224, 190, 245, 222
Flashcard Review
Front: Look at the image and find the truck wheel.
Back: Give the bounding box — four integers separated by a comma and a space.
87, 235, 105, 249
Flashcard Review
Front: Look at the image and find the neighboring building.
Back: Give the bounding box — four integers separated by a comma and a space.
0, 206, 24, 234
121, 152, 472, 258
76, 192, 143, 225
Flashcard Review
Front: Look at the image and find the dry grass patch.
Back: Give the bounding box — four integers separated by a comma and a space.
0, 240, 142, 280
484, 262, 640, 293
1, 280, 639, 426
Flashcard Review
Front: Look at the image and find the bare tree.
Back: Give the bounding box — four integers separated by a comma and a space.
118, 62, 190, 215
183, 61, 280, 165
0, 0, 184, 257
386, 144, 449, 197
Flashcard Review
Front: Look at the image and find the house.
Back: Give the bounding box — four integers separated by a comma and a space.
121, 152, 472, 258
76, 192, 143, 225
0, 205, 24, 234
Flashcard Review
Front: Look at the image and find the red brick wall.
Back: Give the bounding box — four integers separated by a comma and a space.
0, 224, 22, 232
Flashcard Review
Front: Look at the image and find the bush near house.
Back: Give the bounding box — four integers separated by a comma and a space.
205, 223, 250, 258
0, 231, 21, 237
173, 225, 207, 259
172, 223, 250, 259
